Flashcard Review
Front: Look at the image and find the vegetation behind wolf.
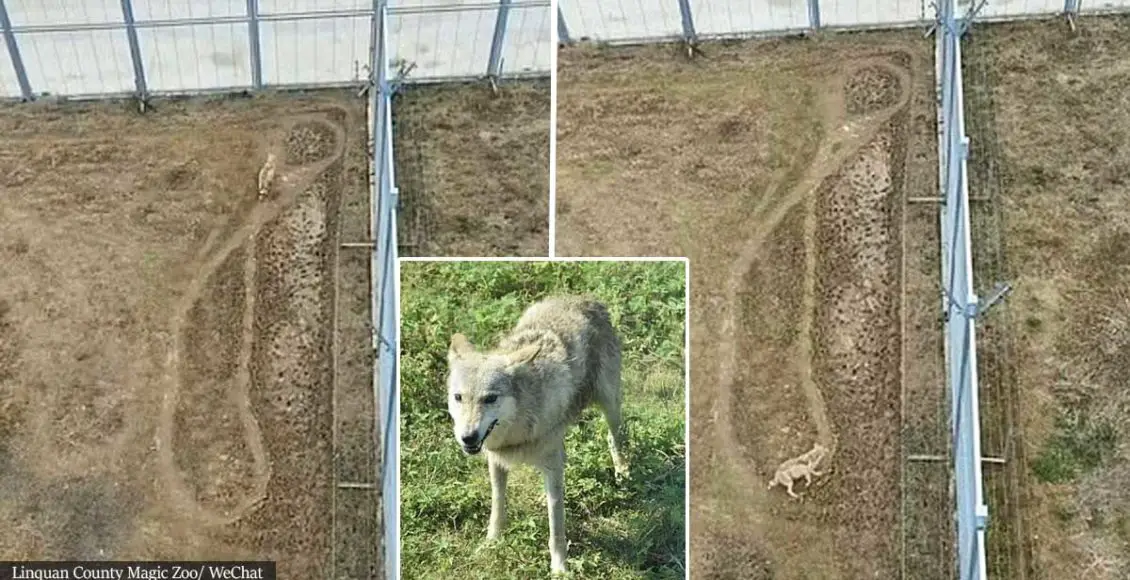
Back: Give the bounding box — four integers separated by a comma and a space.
399, 261, 687, 579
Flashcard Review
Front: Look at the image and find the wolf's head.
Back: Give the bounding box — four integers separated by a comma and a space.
446, 333, 541, 455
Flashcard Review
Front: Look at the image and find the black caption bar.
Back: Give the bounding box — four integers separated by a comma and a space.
0, 563, 275, 580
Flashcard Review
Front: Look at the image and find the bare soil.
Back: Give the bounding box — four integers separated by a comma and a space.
392, 81, 550, 257
0, 91, 379, 579
964, 15, 1130, 580
557, 32, 942, 578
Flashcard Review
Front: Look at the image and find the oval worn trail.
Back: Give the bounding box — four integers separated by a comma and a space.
713, 57, 912, 480
155, 114, 347, 527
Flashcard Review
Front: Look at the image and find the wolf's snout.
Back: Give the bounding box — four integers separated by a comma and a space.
460, 433, 480, 447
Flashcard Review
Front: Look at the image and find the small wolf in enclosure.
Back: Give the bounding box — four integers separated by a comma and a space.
257, 152, 277, 200
768, 443, 829, 499
445, 296, 631, 574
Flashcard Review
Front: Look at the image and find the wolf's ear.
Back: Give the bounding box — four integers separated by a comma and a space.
449, 333, 474, 361
504, 342, 541, 368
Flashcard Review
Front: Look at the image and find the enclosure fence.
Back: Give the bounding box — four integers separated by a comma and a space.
0, 0, 552, 100
2, 2, 550, 580
556, 2, 1130, 580
371, 2, 398, 578
937, 1, 989, 579
557, 0, 1130, 43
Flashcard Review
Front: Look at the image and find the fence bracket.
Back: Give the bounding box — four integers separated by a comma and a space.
975, 504, 989, 530
972, 282, 1012, 318
957, 0, 988, 37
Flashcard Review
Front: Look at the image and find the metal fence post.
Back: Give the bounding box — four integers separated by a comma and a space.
246, 0, 263, 89
677, 0, 697, 44
808, 0, 822, 30
557, 7, 571, 45
119, 0, 148, 103
0, 0, 32, 100
487, 0, 512, 78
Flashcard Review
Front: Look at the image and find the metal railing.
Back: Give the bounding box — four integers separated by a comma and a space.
371, 4, 399, 578
936, 1, 990, 578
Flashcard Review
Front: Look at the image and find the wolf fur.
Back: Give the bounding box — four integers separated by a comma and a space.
446, 296, 630, 574
768, 443, 828, 499
257, 152, 277, 200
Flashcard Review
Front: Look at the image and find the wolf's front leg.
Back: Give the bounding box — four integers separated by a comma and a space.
487, 454, 508, 540
543, 447, 567, 574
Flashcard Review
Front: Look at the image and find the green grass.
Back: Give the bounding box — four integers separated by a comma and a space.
1031, 410, 1118, 484
399, 261, 687, 579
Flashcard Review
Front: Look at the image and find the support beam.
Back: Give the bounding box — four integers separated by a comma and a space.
246, 0, 263, 89
557, 6, 570, 45
677, 0, 697, 45
120, 0, 148, 108
487, 0, 511, 78
337, 482, 377, 489
0, 0, 32, 101
808, 0, 822, 30
907, 454, 1006, 464
908, 196, 990, 204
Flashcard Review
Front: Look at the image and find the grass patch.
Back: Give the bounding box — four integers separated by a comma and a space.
1031, 410, 1118, 484
400, 261, 687, 579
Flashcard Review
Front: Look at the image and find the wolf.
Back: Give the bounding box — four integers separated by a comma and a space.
768, 443, 828, 499
446, 296, 630, 574
257, 152, 277, 200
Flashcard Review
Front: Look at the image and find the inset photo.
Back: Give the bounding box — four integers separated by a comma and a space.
398, 259, 688, 578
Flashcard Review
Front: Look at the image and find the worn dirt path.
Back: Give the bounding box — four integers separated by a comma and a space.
155, 117, 346, 527
714, 59, 911, 479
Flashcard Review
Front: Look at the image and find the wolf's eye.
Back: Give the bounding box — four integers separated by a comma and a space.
483, 394, 498, 405
453, 394, 462, 402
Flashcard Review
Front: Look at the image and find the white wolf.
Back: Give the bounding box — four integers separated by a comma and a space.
768, 442, 829, 499
446, 296, 630, 574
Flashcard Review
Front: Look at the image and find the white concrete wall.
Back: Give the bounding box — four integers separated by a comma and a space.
0, 0, 551, 98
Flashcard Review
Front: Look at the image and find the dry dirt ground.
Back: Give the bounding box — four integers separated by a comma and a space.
963, 15, 1130, 580
0, 91, 379, 579
557, 32, 946, 578
392, 81, 550, 257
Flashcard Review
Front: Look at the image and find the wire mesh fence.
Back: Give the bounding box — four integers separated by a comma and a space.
937, 1, 990, 579
0, 0, 552, 100
554, 0, 1130, 42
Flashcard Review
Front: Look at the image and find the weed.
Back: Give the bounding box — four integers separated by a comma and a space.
1031, 410, 1118, 484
